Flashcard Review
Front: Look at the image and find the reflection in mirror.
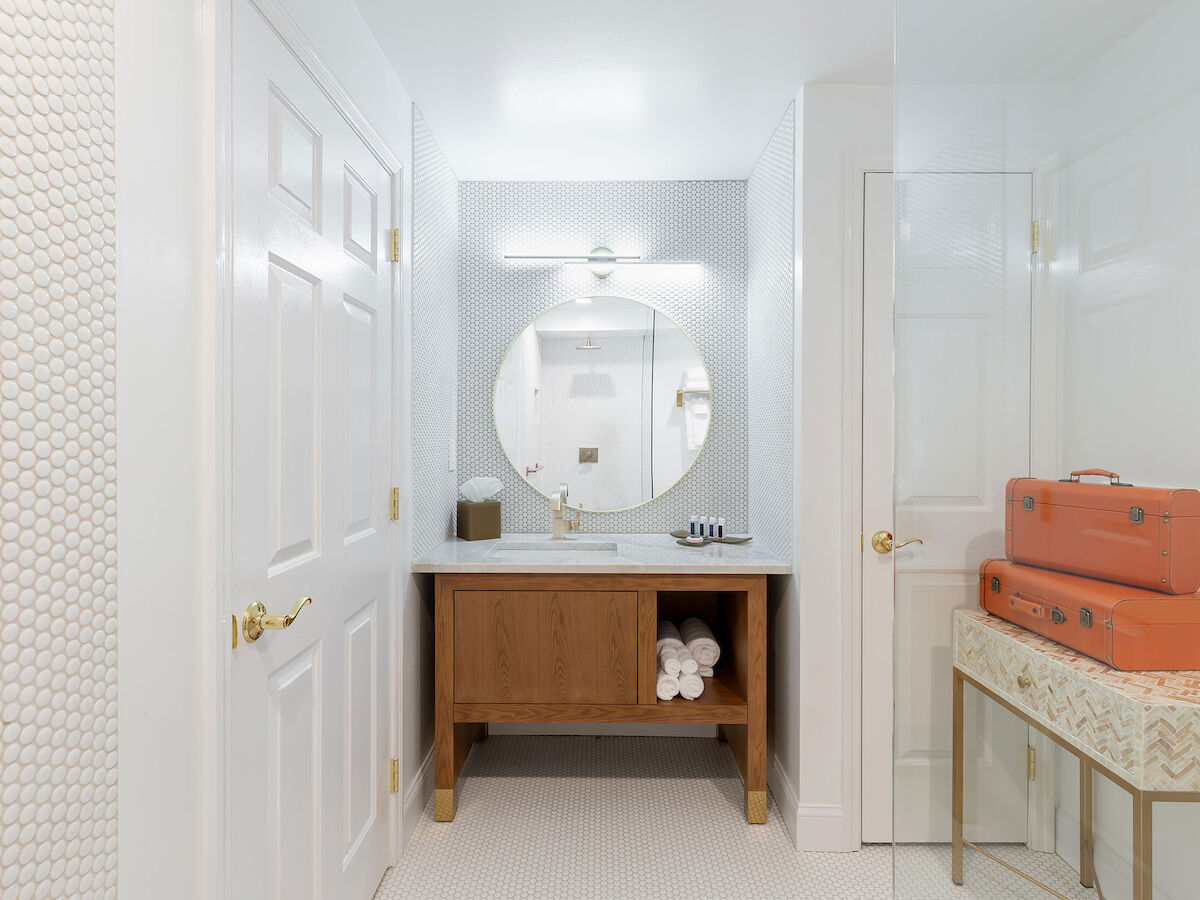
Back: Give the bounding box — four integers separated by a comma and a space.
494, 296, 710, 512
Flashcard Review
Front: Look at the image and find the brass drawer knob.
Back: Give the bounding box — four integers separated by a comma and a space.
1016, 675, 1032, 689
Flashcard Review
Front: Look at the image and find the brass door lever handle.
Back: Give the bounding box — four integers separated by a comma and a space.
870, 531, 925, 554
242, 596, 312, 643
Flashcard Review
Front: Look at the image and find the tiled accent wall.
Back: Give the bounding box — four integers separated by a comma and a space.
0, 1, 119, 895
458, 181, 748, 534
411, 107, 459, 556
747, 105, 795, 559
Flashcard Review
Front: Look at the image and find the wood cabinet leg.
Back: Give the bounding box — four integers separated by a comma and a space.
434, 577, 486, 822
952, 668, 964, 885
1079, 758, 1093, 888
435, 577, 456, 821
719, 582, 767, 824
745, 580, 767, 823
1132, 791, 1152, 900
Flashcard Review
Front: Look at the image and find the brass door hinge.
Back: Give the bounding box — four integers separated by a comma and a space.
389, 228, 400, 263
1030, 220, 1040, 254
1026, 746, 1037, 781
389, 487, 399, 521
388, 758, 399, 793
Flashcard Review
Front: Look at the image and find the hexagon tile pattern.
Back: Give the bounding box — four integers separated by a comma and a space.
747, 103, 794, 560
374, 735, 1096, 899
457, 180, 749, 535
411, 106, 459, 557
0, 0, 118, 897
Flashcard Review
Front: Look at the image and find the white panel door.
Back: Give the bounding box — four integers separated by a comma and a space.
230, 2, 395, 898
862, 172, 1033, 843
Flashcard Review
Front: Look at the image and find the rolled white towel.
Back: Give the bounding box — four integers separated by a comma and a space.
699, 665, 714, 678
658, 645, 681, 676
675, 645, 699, 676
680, 617, 720, 668
656, 620, 683, 655
677, 671, 704, 700
656, 667, 680, 701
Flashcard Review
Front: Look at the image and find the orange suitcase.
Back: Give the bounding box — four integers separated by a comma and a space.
1006, 469, 1200, 594
979, 559, 1200, 671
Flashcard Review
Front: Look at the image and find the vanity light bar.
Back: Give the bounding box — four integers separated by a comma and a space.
502, 254, 642, 262
561, 260, 700, 268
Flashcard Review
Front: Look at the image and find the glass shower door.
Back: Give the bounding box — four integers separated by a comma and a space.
894, 1, 1200, 897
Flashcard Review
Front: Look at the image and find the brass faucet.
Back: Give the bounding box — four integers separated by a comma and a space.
550, 482, 580, 540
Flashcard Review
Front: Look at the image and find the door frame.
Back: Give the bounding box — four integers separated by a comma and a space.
842, 152, 892, 848
848, 162, 1056, 847
209, 1, 409, 895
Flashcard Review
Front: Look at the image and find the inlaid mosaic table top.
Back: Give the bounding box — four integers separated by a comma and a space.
954, 609, 1200, 792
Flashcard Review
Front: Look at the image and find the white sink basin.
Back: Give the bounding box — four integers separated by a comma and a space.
486, 539, 619, 558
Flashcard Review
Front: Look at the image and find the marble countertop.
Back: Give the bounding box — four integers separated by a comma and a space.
411, 533, 792, 574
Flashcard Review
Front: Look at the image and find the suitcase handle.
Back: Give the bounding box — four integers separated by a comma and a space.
1008, 594, 1046, 619
1061, 469, 1130, 486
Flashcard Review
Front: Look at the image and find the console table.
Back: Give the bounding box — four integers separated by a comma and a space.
953, 609, 1200, 899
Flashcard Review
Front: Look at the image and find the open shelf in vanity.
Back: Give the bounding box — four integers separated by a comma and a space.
416, 546, 786, 825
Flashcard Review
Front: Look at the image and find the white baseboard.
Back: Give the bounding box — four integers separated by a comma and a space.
795, 803, 850, 851
769, 751, 799, 848
767, 751, 853, 851
1055, 805, 1174, 900
401, 745, 434, 852
487, 723, 717, 737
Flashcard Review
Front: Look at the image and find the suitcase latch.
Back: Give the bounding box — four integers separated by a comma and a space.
1079, 608, 1092, 628
1023, 496, 1034, 511
991, 577, 1000, 593
1130, 506, 1144, 524
1050, 607, 1067, 625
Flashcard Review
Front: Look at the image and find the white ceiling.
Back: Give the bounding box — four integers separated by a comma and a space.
897, 0, 1171, 85
354, 0, 893, 181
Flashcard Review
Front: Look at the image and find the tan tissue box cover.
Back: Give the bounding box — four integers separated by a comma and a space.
457, 500, 500, 541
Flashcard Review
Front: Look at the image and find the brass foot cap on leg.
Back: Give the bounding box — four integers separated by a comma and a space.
434, 788, 455, 822
746, 790, 767, 824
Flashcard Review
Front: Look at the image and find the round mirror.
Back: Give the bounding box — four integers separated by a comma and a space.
494, 296, 711, 512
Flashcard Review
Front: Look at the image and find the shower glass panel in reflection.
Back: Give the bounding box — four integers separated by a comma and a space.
894, 1, 1200, 896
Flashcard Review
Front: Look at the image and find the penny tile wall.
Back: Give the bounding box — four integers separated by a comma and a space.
0, 0, 119, 895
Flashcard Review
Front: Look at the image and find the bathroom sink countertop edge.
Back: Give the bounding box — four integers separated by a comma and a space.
411, 533, 792, 574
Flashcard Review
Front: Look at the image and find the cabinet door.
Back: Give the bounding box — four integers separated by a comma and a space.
453, 591, 637, 704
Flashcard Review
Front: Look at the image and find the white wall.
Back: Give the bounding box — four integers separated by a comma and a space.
117, 1, 419, 896
116, 0, 208, 895
792, 84, 892, 850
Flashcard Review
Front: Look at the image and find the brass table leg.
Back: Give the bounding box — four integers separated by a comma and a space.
1079, 759, 1093, 888
952, 668, 964, 885
1132, 790, 1152, 900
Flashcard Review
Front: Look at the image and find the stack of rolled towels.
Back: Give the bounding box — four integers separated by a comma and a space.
656, 617, 722, 701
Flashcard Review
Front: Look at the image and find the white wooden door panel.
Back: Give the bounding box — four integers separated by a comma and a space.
862, 172, 1033, 844
231, 2, 394, 898
343, 600, 378, 866
268, 646, 322, 900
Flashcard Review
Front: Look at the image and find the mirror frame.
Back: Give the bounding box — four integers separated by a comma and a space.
492, 294, 713, 513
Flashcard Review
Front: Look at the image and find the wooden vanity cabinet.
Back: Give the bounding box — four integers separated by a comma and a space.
452, 590, 638, 704
434, 572, 767, 824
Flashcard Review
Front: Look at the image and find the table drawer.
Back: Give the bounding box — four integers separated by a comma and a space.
955, 613, 1142, 780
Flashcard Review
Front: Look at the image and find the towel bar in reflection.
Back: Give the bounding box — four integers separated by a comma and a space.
676, 389, 711, 407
